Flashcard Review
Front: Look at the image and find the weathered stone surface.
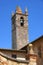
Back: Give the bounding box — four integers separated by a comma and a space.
12, 7, 28, 50
0, 53, 28, 65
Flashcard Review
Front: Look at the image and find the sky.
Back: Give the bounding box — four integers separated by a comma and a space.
0, 0, 43, 49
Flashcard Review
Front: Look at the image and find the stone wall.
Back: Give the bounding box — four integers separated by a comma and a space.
0, 54, 38, 65
0, 54, 28, 65
0, 49, 26, 59
12, 12, 28, 50
32, 37, 43, 65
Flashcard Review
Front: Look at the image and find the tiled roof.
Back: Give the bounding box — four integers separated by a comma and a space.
0, 48, 26, 53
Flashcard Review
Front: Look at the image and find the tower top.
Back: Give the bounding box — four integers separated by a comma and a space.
12, 6, 28, 17
16, 6, 22, 14
25, 8, 28, 12
25, 8, 28, 15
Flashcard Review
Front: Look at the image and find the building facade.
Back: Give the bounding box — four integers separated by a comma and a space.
0, 6, 43, 65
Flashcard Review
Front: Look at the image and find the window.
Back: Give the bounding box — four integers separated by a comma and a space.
20, 17, 24, 26
12, 54, 16, 58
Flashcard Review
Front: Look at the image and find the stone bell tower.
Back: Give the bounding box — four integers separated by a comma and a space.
12, 6, 28, 50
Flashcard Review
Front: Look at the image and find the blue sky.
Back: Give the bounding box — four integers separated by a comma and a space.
0, 0, 43, 49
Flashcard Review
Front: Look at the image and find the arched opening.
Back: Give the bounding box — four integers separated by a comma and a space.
20, 17, 24, 26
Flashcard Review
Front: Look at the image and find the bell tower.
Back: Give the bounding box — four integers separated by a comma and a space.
12, 6, 28, 50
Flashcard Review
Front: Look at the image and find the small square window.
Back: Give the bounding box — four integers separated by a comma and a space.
12, 54, 16, 58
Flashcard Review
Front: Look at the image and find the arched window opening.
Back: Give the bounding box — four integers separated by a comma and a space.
20, 17, 24, 26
